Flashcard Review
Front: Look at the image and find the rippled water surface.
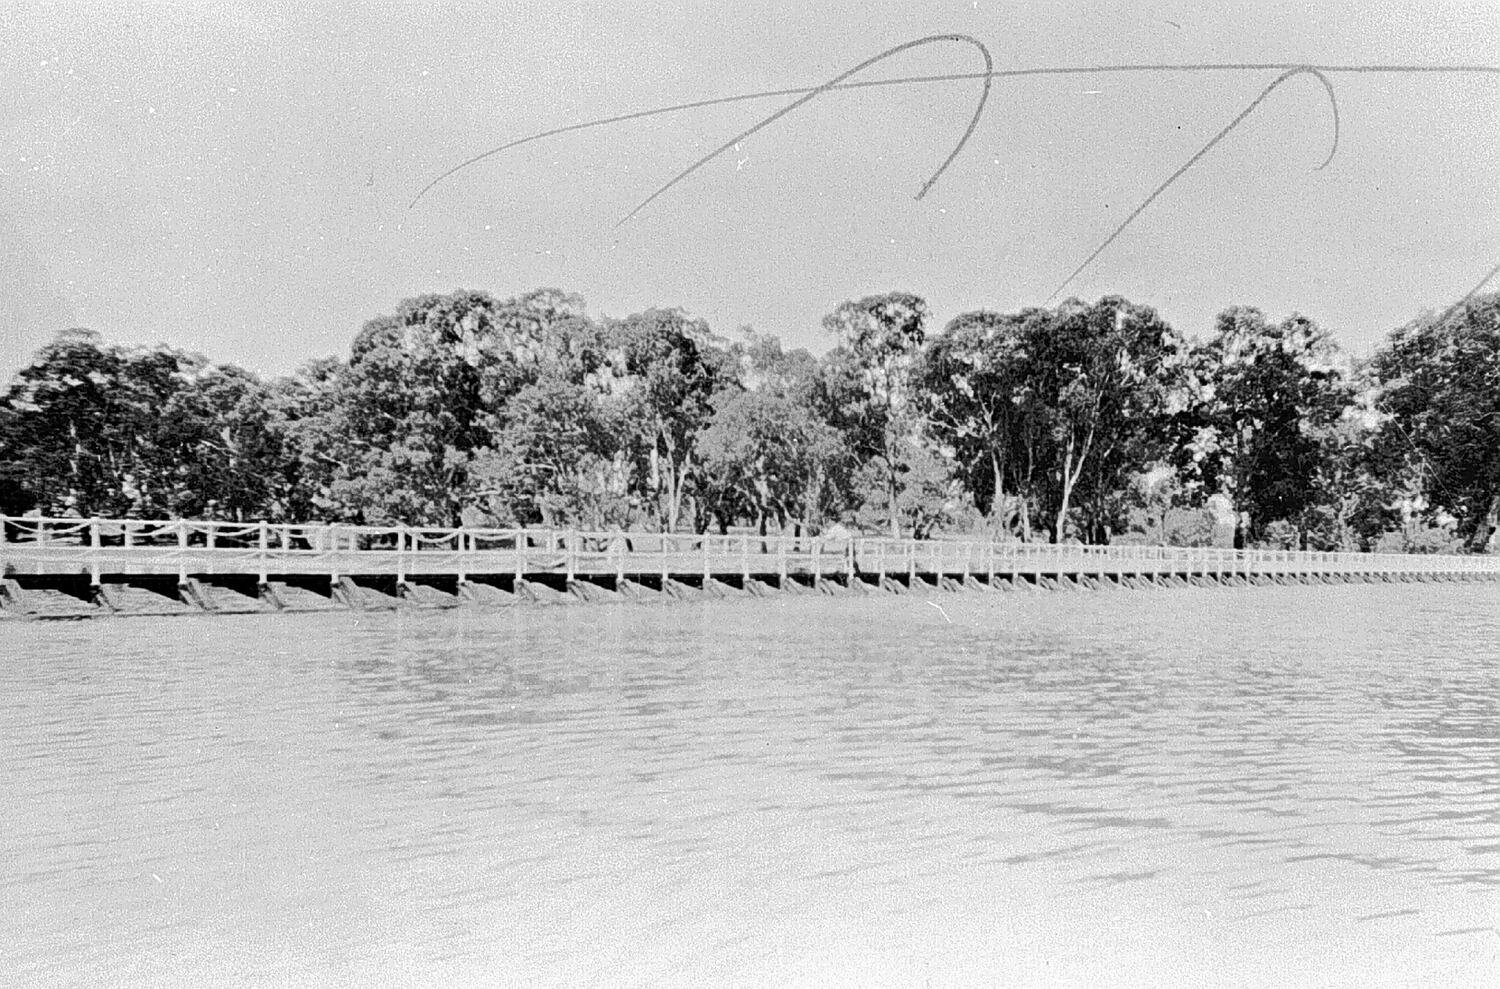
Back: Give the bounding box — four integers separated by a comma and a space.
3, 584, 1497, 987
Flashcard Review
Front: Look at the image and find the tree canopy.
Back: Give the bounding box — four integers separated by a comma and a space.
3, 287, 1494, 553
1368, 292, 1500, 550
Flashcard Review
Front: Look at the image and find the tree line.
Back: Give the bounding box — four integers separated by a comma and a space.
3, 287, 1497, 552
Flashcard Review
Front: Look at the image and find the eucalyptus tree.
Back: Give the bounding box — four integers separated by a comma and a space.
1, 328, 133, 517
696, 389, 846, 535
610, 308, 738, 532
474, 288, 601, 409
921, 298, 1184, 543
314, 288, 594, 526
261, 357, 344, 523
917, 309, 1038, 535
695, 330, 852, 534
0, 329, 229, 519
820, 291, 929, 537
1174, 307, 1352, 547
1368, 291, 1500, 551
1299, 409, 1403, 551
155, 363, 284, 521
1039, 297, 1186, 543
468, 377, 629, 529
315, 292, 496, 525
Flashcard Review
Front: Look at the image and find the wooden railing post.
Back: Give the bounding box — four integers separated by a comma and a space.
258, 521, 270, 584
324, 525, 337, 582
89, 518, 101, 584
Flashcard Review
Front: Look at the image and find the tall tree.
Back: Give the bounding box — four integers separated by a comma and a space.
1368, 292, 1500, 551
314, 289, 592, 526
1038, 297, 1185, 543
1300, 410, 1403, 552
2, 329, 130, 517
0, 329, 222, 519
155, 364, 283, 521
611, 308, 736, 532
1175, 307, 1352, 547
821, 292, 929, 537
468, 377, 630, 529
269, 356, 348, 522
917, 310, 1032, 531
697, 389, 846, 534
924, 298, 1184, 542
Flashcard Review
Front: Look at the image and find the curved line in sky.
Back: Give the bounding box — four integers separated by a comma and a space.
407, 53, 1498, 311
616, 34, 994, 227
1045, 66, 1340, 303
408, 61, 1498, 211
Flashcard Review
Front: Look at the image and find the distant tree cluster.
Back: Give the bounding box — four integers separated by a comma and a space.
3, 287, 1497, 552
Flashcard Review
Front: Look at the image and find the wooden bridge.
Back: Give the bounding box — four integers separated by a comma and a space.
2, 515, 1497, 619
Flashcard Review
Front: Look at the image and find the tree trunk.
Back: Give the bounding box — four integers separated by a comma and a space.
1468, 494, 1500, 552
989, 451, 1005, 522
647, 444, 664, 530
1054, 427, 1095, 545
664, 468, 679, 533
1055, 440, 1078, 545
887, 470, 901, 539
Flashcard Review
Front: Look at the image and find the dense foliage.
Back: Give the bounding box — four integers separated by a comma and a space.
4, 289, 1497, 551
1367, 293, 1500, 551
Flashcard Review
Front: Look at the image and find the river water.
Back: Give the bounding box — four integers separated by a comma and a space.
2, 583, 1496, 987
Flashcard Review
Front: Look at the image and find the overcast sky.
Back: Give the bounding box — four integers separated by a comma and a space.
3, 0, 1497, 382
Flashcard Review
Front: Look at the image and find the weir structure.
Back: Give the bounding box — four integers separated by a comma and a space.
2, 515, 1497, 619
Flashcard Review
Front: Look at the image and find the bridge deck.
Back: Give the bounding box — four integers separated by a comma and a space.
3, 515, 1496, 618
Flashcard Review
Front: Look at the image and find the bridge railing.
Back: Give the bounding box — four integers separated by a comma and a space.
2, 514, 1497, 580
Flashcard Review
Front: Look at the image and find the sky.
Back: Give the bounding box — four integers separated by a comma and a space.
3, 0, 1498, 383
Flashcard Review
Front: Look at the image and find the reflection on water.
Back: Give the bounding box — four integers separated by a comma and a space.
2, 584, 1496, 987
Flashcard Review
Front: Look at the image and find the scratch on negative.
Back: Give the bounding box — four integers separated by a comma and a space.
409, 45, 1500, 313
